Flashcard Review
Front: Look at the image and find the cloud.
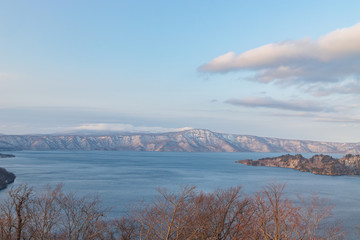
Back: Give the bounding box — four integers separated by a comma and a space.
199, 22, 360, 89
270, 111, 360, 124
225, 97, 330, 112
313, 116, 360, 123
64, 123, 193, 134
307, 78, 360, 96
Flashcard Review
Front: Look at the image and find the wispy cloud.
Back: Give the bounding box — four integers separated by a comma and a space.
270, 111, 360, 124
225, 97, 330, 112
199, 22, 360, 91
313, 116, 360, 123
307, 78, 360, 96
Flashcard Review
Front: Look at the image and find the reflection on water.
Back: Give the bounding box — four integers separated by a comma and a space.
0, 151, 358, 237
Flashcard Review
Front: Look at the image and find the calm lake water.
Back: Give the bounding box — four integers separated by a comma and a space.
0, 151, 359, 238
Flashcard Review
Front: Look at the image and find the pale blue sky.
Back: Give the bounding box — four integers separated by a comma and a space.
1, 1, 360, 142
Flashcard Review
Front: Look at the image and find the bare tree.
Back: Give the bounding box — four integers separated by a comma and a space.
296, 194, 346, 240
249, 183, 346, 240
104, 216, 139, 240
129, 186, 252, 240
0, 184, 108, 240
0, 183, 346, 240
0, 184, 33, 240
190, 186, 251, 240
250, 183, 300, 239
25, 184, 63, 240
131, 185, 197, 240
56, 192, 106, 240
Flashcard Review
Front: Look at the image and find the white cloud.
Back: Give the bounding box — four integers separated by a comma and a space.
317, 23, 360, 60
65, 123, 193, 134
200, 38, 315, 72
199, 22, 360, 90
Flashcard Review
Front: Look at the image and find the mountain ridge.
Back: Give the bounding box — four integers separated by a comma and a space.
0, 129, 359, 153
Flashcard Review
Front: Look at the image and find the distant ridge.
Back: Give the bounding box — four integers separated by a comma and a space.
0, 129, 359, 153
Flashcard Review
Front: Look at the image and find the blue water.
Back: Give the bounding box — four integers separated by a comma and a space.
0, 151, 358, 237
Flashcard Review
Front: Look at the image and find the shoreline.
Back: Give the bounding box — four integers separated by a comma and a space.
0, 153, 16, 190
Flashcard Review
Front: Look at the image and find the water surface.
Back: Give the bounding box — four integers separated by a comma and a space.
0, 151, 358, 237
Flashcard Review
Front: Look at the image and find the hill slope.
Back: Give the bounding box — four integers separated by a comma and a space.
0, 129, 359, 153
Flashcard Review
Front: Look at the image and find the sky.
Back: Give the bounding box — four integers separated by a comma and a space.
1, 0, 360, 142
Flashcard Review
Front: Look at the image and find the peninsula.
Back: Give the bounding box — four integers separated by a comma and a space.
0, 153, 15, 158
0, 167, 15, 190
237, 154, 360, 176
0, 153, 16, 190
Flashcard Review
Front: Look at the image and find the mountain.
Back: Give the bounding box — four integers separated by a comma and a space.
237, 154, 360, 176
0, 129, 359, 153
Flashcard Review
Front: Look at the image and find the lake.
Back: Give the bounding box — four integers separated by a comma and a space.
0, 151, 359, 237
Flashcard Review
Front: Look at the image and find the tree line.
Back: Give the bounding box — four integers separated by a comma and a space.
0, 183, 346, 240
